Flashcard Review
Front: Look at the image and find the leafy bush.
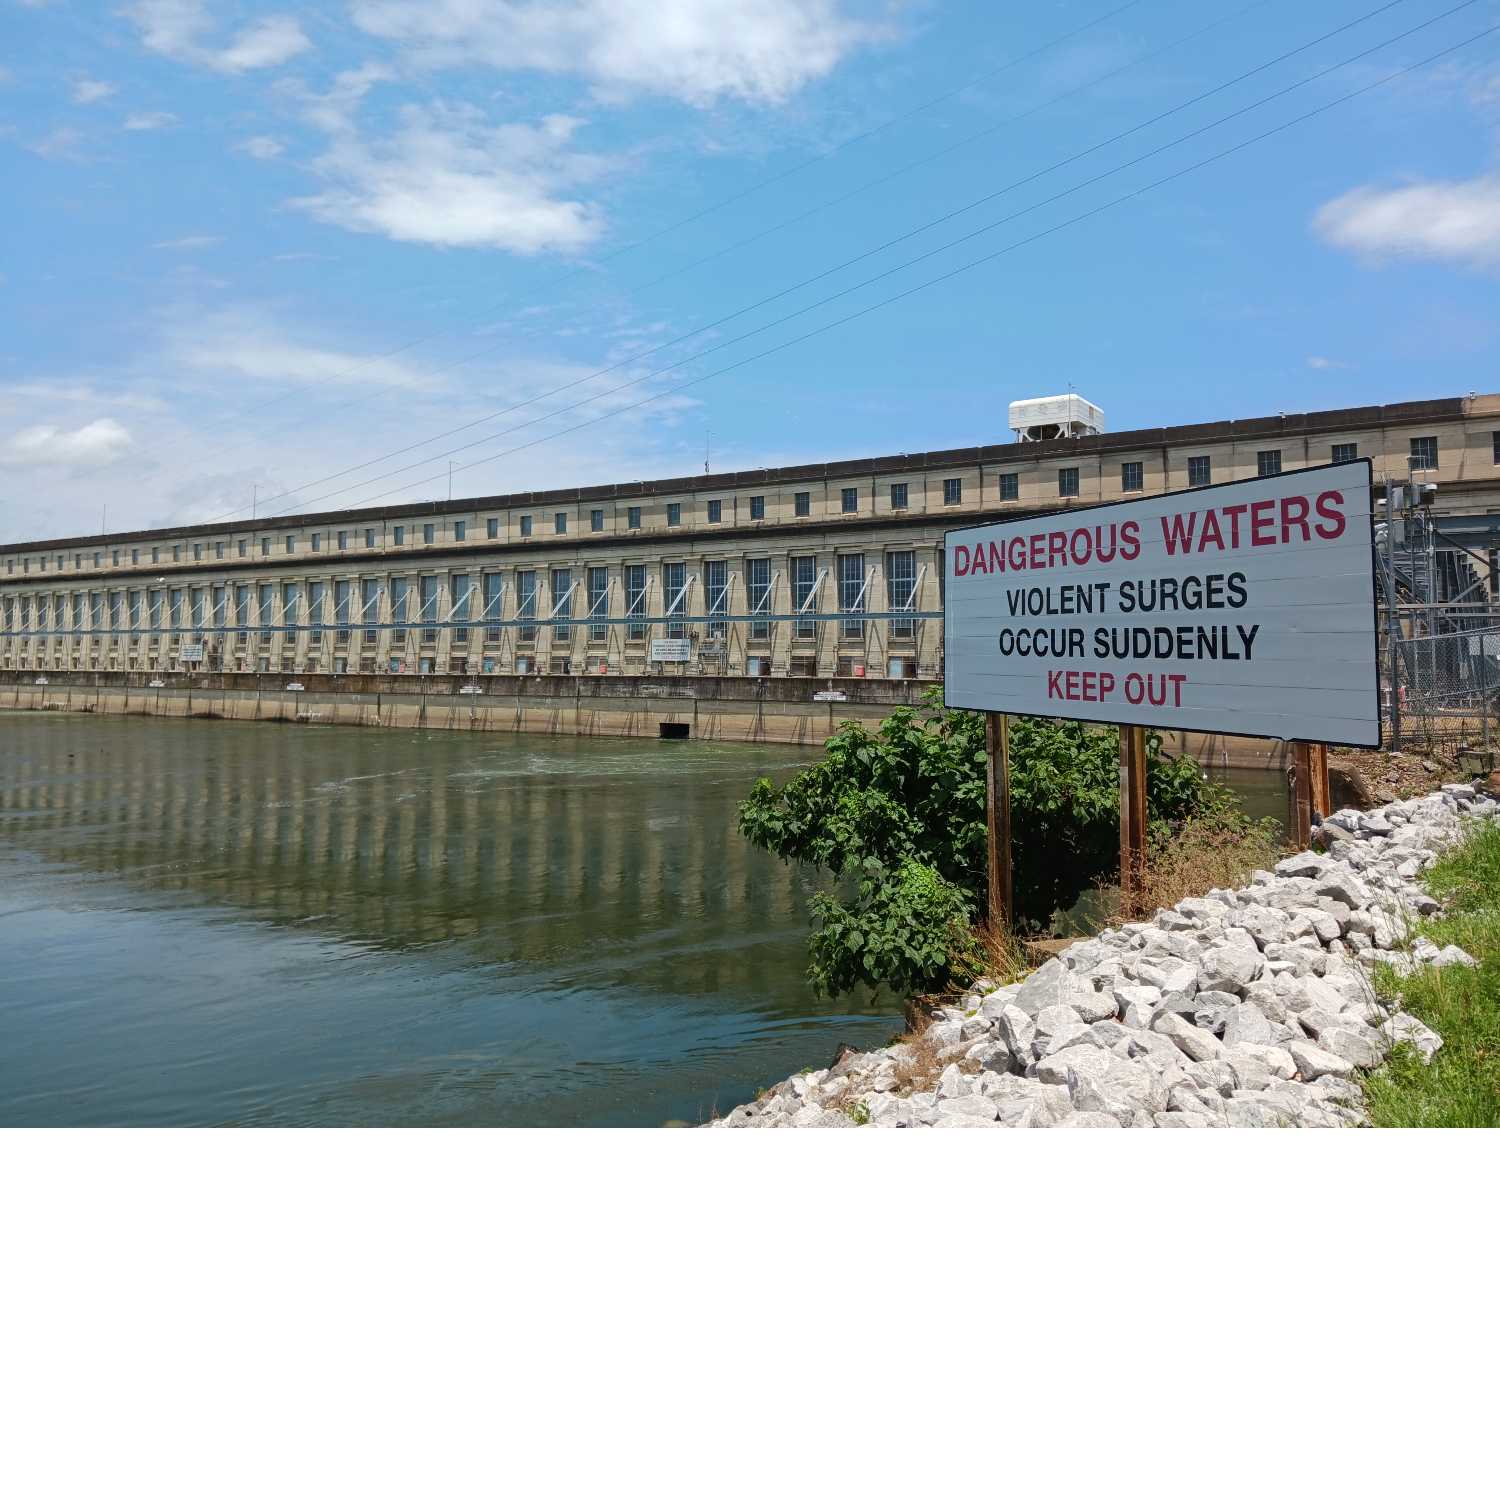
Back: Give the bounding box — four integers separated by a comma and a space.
737, 689, 1235, 998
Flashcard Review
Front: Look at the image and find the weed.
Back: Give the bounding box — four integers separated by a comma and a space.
845, 1099, 871, 1126
1362, 822, 1500, 1128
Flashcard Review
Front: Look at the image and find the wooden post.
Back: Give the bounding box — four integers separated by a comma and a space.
985, 712, 1012, 929
1291, 741, 1315, 848
1309, 741, 1332, 820
1119, 725, 1148, 915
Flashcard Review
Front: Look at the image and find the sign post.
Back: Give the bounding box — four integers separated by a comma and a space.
985, 713, 1012, 927
1118, 724, 1148, 914
944, 460, 1379, 907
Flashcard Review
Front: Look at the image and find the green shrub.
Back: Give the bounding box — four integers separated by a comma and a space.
737, 689, 1234, 998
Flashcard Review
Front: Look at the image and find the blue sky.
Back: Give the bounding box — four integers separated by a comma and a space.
2, 0, 1498, 542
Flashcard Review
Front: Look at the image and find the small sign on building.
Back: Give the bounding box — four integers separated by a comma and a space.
649, 639, 692, 663
180, 643, 205, 662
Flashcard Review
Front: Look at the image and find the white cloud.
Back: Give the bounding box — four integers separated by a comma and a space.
124, 111, 179, 130
152, 234, 222, 251
171, 309, 447, 390
124, 2, 312, 74
71, 78, 116, 104
290, 102, 606, 253
235, 135, 284, 159
1, 418, 133, 469
1306, 356, 1351, 371
0, 381, 165, 412
348, 0, 879, 105
29, 126, 85, 161
1314, 174, 1500, 270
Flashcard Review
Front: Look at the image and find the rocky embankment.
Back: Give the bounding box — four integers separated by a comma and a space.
717, 785, 1493, 1128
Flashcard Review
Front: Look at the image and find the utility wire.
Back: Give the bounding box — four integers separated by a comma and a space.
48, 0, 1155, 493
309, 23, 1500, 519
230, 0, 1476, 523
165, 0, 1273, 495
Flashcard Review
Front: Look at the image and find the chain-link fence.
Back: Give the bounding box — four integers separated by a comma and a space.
1377, 508, 1500, 759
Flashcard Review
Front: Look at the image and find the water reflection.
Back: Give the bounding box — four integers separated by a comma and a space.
0, 713, 901, 1126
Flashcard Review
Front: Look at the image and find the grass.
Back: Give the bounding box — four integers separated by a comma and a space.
1133, 813, 1286, 917
1362, 821, 1500, 1128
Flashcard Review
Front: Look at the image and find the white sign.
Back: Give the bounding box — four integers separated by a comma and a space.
179, 643, 205, 662
649, 639, 691, 663
943, 460, 1379, 746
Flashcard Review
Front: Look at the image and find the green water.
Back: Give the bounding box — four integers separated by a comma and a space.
0, 712, 901, 1127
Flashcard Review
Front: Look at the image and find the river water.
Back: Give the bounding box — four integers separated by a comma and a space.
0, 711, 1287, 1128
0, 712, 900, 1127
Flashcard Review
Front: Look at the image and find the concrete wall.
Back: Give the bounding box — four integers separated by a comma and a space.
0, 668, 1295, 768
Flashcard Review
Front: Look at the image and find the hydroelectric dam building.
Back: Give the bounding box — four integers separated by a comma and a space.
4, 392, 1499, 744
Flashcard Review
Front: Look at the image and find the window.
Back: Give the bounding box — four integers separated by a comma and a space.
794, 492, 810, 518
587, 566, 608, 642
1257, 449, 1282, 478
890, 482, 908, 511
839, 554, 866, 638
664, 561, 687, 638
943, 477, 962, 506
591, 508, 604, 533
1187, 455, 1211, 488
1121, 462, 1143, 493
423, 524, 435, 545
260, 538, 270, 557
1492, 432, 1500, 465
792, 557, 817, 640
628, 506, 641, 530
285, 535, 295, 554
999, 473, 1019, 501
1332, 443, 1358, 465
487, 517, 500, 540
193, 544, 202, 561
237, 540, 247, 557
394, 526, 405, 545
112, 550, 120, 565
362, 578, 382, 642
749, 495, 765, 520
366, 529, 376, 548
554, 512, 567, 535
388, 577, 407, 629
454, 521, 466, 542
748, 557, 771, 640
337, 530, 348, 551
705, 560, 728, 639
625, 564, 647, 641
1410, 436, 1438, 471
520, 515, 533, 538
94, 552, 102, 567
312, 533, 322, 553
842, 487, 858, 514
1058, 467, 1080, 499
151, 548, 159, 563
707, 498, 721, 524
551, 567, 572, 643
132, 549, 141, 565
172, 546, 180, 562
417, 575, 437, 643
666, 503, 681, 527
483, 574, 503, 641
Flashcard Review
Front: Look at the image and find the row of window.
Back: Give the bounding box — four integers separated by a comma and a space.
1, 552, 924, 639
4, 432, 1486, 579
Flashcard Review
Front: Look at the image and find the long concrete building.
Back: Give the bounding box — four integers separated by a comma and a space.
4, 392, 1499, 682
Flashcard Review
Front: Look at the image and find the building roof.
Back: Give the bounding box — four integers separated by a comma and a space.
3, 393, 1489, 555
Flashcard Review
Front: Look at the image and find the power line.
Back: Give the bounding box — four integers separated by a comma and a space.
306, 22, 1500, 519
228, 0, 1473, 524
42, 0, 1155, 496
158, 0, 1272, 503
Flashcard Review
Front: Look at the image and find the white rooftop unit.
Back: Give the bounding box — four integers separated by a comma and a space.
1009, 394, 1104, 442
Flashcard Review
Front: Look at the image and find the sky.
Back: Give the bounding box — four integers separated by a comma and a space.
1, 0, 1498, 544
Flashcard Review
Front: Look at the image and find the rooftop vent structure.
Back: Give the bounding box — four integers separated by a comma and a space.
1008, 394, 1104, 443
